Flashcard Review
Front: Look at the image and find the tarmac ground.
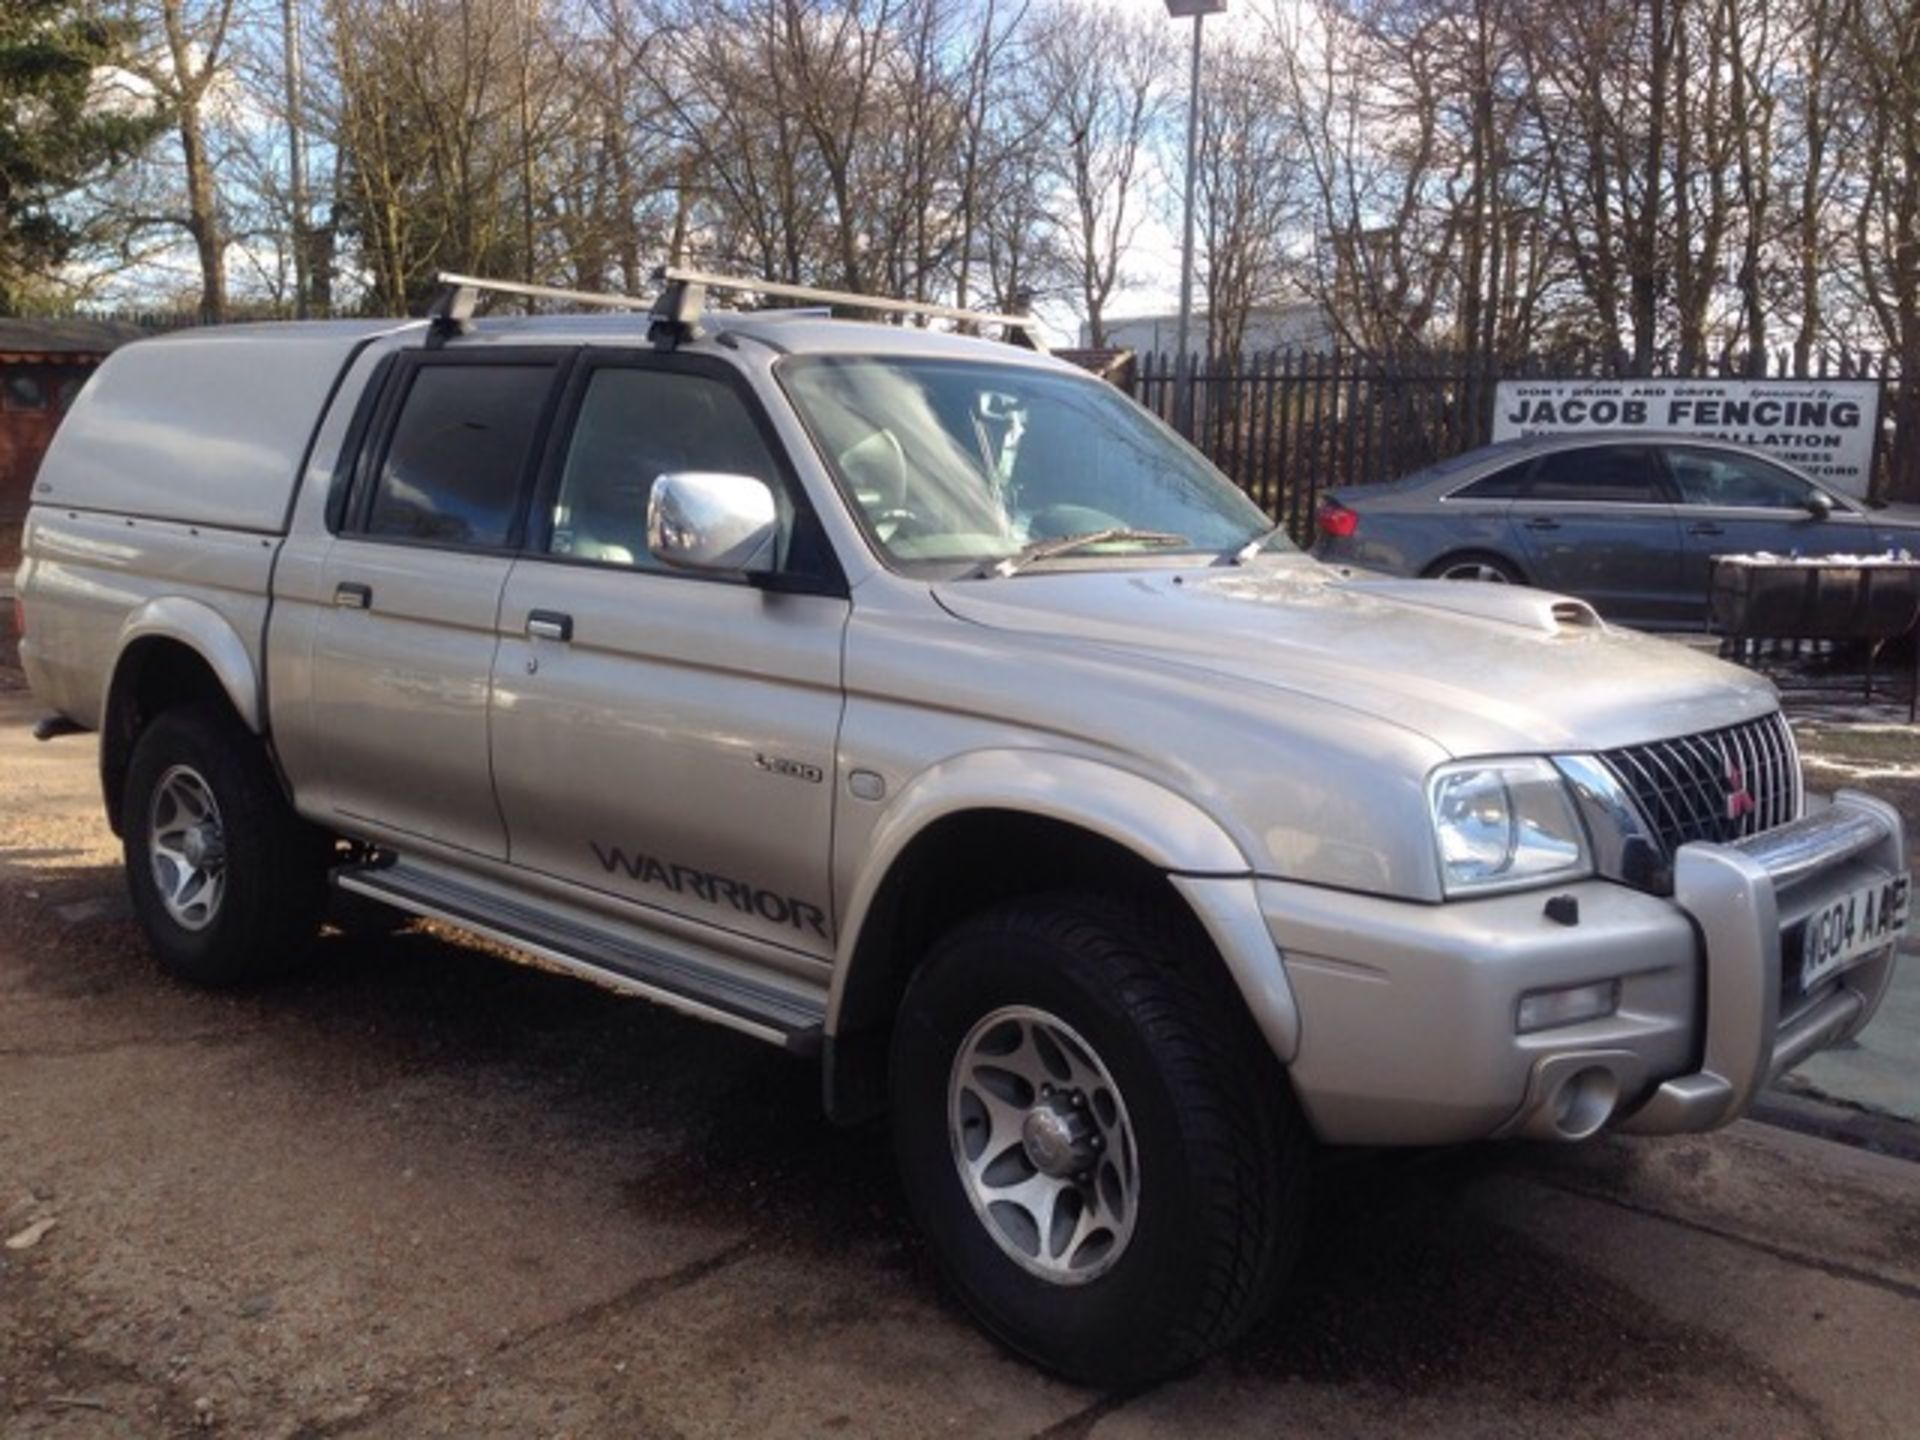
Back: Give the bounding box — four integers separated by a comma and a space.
2, 681, 1919, 1437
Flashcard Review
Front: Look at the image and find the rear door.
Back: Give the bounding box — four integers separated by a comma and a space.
1663, 445, 1880, 624
1509, 443, 1686, 625
303, 350, 566, 856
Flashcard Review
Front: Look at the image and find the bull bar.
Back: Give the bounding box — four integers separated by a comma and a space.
1621, 789, 1906, 1135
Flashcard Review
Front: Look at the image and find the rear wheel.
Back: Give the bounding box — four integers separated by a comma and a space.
1425, 551, 1523, 584
123, 703, 333, 986
890, 895, 1309, 1386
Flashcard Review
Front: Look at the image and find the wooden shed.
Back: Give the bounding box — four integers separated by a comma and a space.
1, 318, 150, 560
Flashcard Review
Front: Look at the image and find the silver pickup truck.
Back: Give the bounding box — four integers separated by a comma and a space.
13, 272, 1909, 1384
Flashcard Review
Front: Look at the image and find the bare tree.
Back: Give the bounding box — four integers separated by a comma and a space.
1025, 0, 1170, 347
1193, 38, 1303, 362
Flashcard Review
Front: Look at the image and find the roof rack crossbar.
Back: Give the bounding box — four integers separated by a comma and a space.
425, 268, 1044, 352
656, 266, 1044, 341
432, 271, 656, 315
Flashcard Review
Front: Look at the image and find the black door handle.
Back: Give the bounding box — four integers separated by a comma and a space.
527, 609, 574, 642
1688, 523, 1725, 537
1524, 517, 1561, 532
333, 581, 372, 609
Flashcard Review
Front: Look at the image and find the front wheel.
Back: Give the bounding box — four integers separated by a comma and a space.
123, 703, 333, 986
890, 896, 1309, 1386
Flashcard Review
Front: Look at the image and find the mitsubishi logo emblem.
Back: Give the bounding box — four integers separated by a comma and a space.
1723, 746, 1757, 821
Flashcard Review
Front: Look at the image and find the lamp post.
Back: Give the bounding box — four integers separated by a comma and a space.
1166, 0, 1224, 439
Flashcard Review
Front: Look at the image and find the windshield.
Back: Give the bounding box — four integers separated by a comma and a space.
779, 356, 1286, 573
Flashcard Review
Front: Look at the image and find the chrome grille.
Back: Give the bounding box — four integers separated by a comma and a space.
1599, 712, 1801, 854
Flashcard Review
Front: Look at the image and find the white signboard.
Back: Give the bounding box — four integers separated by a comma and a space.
1492, 378, 1882, 497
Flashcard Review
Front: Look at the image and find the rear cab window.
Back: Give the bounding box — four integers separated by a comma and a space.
348, 354, 563, 550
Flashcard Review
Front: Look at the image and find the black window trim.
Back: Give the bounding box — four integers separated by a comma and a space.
521, 347, 848, 598
323, 350, 397, 535
339, 346, 576, 556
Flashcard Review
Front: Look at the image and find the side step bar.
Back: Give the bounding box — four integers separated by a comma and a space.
335, 860, 825, 1055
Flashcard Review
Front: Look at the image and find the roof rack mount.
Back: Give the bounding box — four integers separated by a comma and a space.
426, 268, 1045, 352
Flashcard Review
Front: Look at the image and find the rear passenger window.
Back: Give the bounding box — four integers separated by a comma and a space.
1527, 445, 1659, 503
367, 364, 552, 547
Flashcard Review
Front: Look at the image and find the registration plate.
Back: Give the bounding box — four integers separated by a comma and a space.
1798, 874, 1910, 994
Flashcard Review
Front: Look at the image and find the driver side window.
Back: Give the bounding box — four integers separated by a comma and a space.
547, 366, 788, 570
1666, 447, 1820, 510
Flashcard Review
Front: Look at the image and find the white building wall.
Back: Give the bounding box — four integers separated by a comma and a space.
1090, 304, 1334, 356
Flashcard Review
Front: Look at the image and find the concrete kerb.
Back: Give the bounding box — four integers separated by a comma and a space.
1750, 1090, 1920, 1165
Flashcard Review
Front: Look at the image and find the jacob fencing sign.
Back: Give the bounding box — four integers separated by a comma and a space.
1493, 379, 1882, 496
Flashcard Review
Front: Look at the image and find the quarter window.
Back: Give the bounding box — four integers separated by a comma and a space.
1666, 447, 1821, 510
1526, 445, 1660, 503
366, 363, 553, 548
1454, 461, 1533, 500
546, 367, 786, 570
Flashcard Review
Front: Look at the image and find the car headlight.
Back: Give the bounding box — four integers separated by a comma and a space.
1428, 758, 1591, 897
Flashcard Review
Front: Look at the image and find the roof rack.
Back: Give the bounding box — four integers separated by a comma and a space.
426, 272, 654, 346
650, 266, 1044, 350
425, 268, 1045, 353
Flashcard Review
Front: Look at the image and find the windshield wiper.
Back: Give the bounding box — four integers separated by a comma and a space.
968, 529, 1191, 579
1221, 524, 1288, 566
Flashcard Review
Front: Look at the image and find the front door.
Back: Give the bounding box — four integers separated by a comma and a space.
488, 353, 850, 957
1662, 445, 1881, 625
307, 352, 566, 856
1509, 443, 1687, 625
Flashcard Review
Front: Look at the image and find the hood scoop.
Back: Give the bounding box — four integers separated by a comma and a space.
1335, 577, 1603, 634
1550, 599, 1602, 629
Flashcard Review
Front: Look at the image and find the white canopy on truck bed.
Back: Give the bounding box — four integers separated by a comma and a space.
33, 319, 417, 534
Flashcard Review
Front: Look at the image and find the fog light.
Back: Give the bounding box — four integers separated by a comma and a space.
1516, 980, 1620, 1034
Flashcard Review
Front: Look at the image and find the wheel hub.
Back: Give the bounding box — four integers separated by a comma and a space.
1021, 1095, 1096, 1177
181, 825, 224, 870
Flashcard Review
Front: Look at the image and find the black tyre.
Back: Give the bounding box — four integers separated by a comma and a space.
890, 896, 1309, 1386
1424, 550, 1524, 584
123, 702, 333, 986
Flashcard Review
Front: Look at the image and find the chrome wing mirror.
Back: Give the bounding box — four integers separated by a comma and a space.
647, 472, 778, 575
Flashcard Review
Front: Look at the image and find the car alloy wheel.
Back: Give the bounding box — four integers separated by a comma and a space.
146, 763, 228, 931
948, 1004, 1140, 1284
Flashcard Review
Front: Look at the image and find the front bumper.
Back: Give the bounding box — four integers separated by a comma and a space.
1260, 790, 1905, 1147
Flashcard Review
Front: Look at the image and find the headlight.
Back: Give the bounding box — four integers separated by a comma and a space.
1428, 758, 1591, 897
